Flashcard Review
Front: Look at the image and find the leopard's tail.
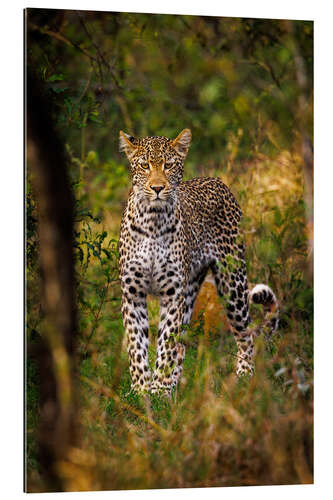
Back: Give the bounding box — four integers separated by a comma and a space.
249, 284, 279, 339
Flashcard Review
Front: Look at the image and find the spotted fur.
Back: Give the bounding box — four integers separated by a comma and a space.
118, 129, 279, 395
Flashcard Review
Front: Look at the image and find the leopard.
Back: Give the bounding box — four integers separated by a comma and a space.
118, 128, 279, 395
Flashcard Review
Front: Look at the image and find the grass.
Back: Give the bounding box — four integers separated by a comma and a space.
26, 147, 313, 491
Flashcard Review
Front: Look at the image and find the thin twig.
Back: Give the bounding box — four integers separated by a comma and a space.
81, 376, 168, 436
76, 12, 109, 69
76, 68, 93, 107
82, 278, 111, 353
29, 22, 100, 65
75, 11, 122, 90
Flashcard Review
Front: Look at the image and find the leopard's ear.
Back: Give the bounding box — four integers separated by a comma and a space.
171, 129, 192, 158
119, 131, 137, 159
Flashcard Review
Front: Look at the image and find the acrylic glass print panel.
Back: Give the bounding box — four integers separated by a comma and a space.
25, 7, 313, 492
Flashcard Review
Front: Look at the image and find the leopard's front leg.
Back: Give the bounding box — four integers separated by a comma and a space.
121, 265, 150, 393
151, 291, 186, 395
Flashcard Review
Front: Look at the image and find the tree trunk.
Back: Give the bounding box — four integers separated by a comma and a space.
26, 70, 78, 492
285, 20, 314, 284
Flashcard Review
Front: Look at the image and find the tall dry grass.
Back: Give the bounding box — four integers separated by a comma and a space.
27, 147, 313, 492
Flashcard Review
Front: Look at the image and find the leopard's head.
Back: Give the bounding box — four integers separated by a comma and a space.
119, 129, 191, 204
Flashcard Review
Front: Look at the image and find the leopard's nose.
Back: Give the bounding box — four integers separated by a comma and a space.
150, 185, 164, 194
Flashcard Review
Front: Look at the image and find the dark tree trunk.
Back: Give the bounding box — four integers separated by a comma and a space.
285, 20, 314, 284
26, 70, 78, 492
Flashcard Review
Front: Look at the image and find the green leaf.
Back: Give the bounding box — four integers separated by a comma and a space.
51, 86, 69, 94
48, 73, 65, 82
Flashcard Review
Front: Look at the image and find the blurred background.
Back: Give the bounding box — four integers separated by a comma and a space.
26, 9, 313, 492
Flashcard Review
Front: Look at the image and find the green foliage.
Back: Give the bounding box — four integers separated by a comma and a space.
27, 11, 312, 170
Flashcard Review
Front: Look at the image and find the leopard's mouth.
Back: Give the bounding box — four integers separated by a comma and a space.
150, 197, 167, 205
149, 192, 171, 203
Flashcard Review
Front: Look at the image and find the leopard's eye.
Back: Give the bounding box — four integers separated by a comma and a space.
140, 163, 150, 170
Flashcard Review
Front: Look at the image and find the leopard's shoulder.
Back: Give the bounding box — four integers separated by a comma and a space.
177, 177, 242, 221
